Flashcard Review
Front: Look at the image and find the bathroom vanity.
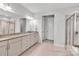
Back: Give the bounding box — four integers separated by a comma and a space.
0, 32, 39, 56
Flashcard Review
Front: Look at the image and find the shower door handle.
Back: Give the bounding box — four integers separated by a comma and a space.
76, 31, 78, 35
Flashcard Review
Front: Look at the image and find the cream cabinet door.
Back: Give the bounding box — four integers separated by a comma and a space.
25, 35, 31, 48
21, 36, 30, 52
35, 32, 39, 42
0, 41, 7, 56
21, 36, 27, 51
28, 34, 33, 46
30, 33, 38, 45
8, 38, 22, 56
31, 34, 35, 45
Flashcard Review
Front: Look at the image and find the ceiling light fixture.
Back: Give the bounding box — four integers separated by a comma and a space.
5, 5, 15, 12
0, 3, 15, 13
26, 16, 33, 20
0, 3, 5, 9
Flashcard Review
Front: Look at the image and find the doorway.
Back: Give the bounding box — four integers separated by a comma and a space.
20, 18, 26, 33
42, 15, 54, 41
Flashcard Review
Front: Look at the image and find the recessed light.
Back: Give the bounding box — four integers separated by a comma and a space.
26, 16, 33, 19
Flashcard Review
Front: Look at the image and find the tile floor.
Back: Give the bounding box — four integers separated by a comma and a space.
21, 40, 73, 56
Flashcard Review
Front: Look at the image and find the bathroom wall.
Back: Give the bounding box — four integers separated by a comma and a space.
34, 6, 79, 46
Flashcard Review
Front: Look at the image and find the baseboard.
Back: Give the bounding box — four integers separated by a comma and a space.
54, 43, 65, 48
19, 42, 39, 56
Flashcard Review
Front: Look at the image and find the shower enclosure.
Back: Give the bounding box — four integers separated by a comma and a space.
65, 12, 79, 54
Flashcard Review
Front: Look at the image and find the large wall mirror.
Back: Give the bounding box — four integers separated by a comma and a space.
0, 15, 38, 36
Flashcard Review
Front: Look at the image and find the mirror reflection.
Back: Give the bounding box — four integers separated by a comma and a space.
0, 15, 38, 36
0, 15, 15, 35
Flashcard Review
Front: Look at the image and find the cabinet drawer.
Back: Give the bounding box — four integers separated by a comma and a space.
9, 38, 21, 44
0, 41, 7, 46
0, 41, 7, 56
8, 40, 22, 56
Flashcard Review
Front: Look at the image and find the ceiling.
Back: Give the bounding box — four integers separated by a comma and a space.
1, 3, 34, 18
21, 3, 79, 14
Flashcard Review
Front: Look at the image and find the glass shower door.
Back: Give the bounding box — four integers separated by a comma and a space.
66, 15, 74, 47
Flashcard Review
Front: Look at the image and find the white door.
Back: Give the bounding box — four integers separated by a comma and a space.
43, 15, 54, 40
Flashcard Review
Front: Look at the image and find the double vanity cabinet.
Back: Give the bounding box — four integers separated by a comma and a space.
0, 32, 39, 56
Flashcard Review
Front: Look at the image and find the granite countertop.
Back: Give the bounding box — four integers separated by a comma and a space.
0, 32, 36, 42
